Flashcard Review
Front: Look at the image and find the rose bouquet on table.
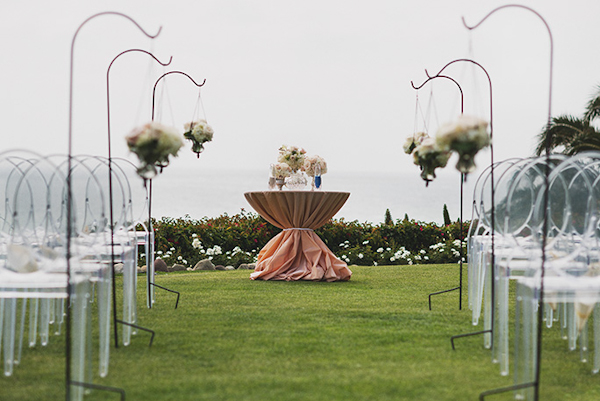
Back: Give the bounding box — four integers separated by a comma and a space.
275, 145, 308, 190
271, 162, 293, 178
126, 121, 184, 179
303, 155, 327, 177
435, 114, 490, 174
277, 145, 306, 172
303, 155, 327, 190
183, 119, 214, 157
271, 162, 293, 190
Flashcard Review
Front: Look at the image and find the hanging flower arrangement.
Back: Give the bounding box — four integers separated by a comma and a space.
126, 121, 183, 179
435, 114, 491, 174
403, 131, 429, 155
404, 115, 490, 185
412, 137, 451, 185
183, 119, 214, 157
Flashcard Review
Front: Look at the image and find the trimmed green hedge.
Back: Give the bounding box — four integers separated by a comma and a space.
145, 211, 469, 268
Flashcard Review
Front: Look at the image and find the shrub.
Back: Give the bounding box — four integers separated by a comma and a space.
144, 211, 470, 268
150, 210, 280, 268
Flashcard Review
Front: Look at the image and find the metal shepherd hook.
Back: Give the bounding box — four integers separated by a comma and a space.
67, 11, 163, 401
410, 73, 466, 311
460, 5, 553, 401
106, 48, 173, 348
144, 70, 206, 309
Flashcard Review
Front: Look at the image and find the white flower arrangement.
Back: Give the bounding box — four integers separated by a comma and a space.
183, 119, 214, 157
278, 145, 306, 172
403, 131, 429, 154
303, 155, 328, 177
271, 162, 293, 178
412, 137, 451, 185
435, 114, 490, 173
126, 121, 184, 179
404, 115, 490, 183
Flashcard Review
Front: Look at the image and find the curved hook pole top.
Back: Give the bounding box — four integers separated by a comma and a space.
107, 49, 173, 157
69, 11, 163, 154
410, 74, 464, 114
425, 59, 493, 139
151, 70, 207, 121
462, 4, 553, 141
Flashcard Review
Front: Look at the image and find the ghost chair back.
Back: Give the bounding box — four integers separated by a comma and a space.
464, 155, 564, 376
0, 153, 70, 378
513, 154, 600, 399
467, 158, 523, 328
75, 155, 143, 345
2, 153, 113, 401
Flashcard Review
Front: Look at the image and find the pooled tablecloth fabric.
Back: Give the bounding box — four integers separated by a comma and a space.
244, 191, 352, 282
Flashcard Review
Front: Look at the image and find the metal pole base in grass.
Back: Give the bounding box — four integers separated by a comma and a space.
428, 285, 461, 311
150, 283, 180, 309
427, 182, 464, 312
479, 382, 538, 401
116, 320, 156, 347
450, 329, 492, 350
70, 381, 126, 400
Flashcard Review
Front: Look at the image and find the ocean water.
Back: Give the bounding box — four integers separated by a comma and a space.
149, 165, 479, 225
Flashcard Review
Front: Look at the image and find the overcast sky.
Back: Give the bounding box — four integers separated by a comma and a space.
1, 0, 599, 221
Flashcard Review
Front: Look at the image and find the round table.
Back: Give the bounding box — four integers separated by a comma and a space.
244, 190, 352, 282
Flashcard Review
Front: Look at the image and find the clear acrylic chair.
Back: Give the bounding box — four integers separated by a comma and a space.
0, 152, 113, 401
512, 152, 600, 399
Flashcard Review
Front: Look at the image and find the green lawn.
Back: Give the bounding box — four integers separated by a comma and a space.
2, 265, 600, 400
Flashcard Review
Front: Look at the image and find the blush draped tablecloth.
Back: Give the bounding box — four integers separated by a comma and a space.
244, 191, 352, 282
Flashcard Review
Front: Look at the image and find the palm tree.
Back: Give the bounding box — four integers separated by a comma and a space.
535, 85, 600, 155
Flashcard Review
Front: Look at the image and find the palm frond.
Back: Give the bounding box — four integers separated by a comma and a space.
568, 130, 600, 155
535, 115, 586, 155
583, 84, 600, 122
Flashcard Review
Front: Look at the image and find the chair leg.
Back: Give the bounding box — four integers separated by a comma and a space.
98, 265, 112, 377
3, 298, 16, 376
593, 304, 600, 374
28, 298, 38, 347
70, 280, 91, 401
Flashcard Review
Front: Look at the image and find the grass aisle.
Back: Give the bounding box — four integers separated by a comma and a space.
2, 265, 600, 400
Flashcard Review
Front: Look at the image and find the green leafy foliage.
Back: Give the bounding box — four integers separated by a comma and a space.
535, 85, 600, 156
150, 210, 281, 268
146, 211, 470, 268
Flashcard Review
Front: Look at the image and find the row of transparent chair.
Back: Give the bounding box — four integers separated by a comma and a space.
0, 151, 150, 399
466, 153, 600, 380
509, 152, 600, 399
0, 151, 111, 400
